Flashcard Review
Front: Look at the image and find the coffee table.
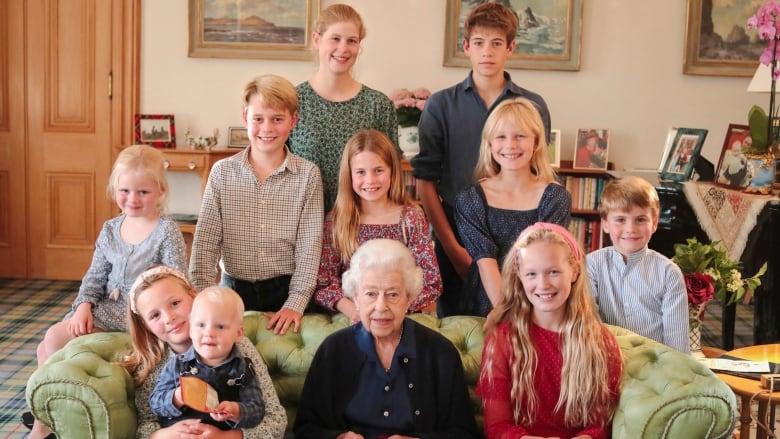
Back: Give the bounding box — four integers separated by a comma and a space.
716, 344, 780, 439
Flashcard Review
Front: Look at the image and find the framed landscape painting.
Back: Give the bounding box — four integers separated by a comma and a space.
683, 0, 762, 77
443, 0, 583, 71
659, 128, 708, 182
188, 0, 320, 60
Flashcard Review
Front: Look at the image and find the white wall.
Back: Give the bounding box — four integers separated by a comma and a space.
142, 0, 766, 212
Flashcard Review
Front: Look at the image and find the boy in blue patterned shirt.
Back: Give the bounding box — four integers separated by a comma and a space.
586, 176, 689, 352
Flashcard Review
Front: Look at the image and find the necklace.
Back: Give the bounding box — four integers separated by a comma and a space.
383, 326, 404, 373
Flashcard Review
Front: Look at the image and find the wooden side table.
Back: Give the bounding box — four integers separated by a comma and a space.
716, 344, 780, 439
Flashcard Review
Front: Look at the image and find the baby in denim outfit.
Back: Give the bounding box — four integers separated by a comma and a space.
150, 286, 264, 429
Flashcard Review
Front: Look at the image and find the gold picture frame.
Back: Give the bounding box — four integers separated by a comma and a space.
683, 0, 761, 77
188, 0, 320, 61
443, 0, 583, 71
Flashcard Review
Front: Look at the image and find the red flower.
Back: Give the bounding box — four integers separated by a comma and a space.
685, 273, 715, 305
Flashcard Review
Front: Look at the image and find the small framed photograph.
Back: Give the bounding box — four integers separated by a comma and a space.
228, 126, 249, 148
573, 129, 609, 170
547, 129, 561, 167
715, 124, 752, 189
658, 127, 679, 172
134, 114, 175, 148
659, 128, 709, 182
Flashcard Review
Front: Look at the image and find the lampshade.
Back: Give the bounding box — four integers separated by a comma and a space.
747, 63, 776, 92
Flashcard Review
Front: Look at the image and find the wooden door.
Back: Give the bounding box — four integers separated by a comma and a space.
0, 1, 28, 277
0, 0, 139, 279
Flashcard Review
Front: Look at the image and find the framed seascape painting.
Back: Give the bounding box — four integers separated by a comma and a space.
548, 129, 561, 167
683, 0, 763, 77
188, 0, 320, 61
659, 128, 708, 182
134, 114, 176, 148
443, 0, 583, 71
572, 129, 609, 170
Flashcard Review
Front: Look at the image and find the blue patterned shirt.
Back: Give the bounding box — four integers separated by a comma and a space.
587, 246, 690, 353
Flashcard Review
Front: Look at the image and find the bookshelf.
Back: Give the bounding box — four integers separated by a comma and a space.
401, 159, 418, 200
556, 160, 613, 253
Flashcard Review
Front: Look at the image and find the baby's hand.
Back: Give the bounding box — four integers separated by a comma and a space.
210, 401, 240, 423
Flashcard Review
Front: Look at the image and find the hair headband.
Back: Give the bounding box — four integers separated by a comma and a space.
128, 265, 192, 315
519, 222, 582, 262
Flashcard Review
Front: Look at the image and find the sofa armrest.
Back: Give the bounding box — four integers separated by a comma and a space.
26, 332, 136, 439
610, 328, 737, 439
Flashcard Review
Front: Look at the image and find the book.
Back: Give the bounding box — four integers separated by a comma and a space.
700, 354, 780, 380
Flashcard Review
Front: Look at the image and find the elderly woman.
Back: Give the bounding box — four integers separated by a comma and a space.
294, 239, 479, 438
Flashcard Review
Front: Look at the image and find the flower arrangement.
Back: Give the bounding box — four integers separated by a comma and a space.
672, 238, 767, 307
388, 87, 431, 128
746, 1, 780, 153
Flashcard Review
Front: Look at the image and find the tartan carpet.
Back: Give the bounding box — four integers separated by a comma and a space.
0, 279, 77, 439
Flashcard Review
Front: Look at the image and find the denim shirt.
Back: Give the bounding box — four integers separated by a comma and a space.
149, 344, 265, 429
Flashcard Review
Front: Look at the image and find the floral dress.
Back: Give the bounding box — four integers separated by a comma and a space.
314, 205, 441, 312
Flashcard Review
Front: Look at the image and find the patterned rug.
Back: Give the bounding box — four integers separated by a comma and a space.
0, 279, 77, 439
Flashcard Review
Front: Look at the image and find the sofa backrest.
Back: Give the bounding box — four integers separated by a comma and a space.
242, 312, 486, 430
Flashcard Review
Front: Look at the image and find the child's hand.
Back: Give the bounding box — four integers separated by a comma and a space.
67, 303, 94, 337
266, 308, 302, 335
210, 401, 240, 423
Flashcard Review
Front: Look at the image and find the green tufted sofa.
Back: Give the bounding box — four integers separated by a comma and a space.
27, 312, 737, 438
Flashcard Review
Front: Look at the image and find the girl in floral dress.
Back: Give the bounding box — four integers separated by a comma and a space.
314, 129, 441, 322
288, 3, 397, 211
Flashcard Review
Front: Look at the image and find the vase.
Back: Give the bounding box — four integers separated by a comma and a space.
688, 301, 709, 353
743, 152, 775, 194
398, 125, 420, 160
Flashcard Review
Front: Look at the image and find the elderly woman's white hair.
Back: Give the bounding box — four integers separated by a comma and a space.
342, 239, 423, 303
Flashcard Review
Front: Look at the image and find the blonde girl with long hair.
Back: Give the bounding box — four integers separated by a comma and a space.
120, 265, 287, 438
314, 129, 441, 322
478, 223, 622, 439
455, 97, 571, 316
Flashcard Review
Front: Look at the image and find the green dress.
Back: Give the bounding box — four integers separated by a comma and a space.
289, 81, 398, 211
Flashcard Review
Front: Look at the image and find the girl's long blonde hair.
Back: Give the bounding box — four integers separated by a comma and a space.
331, 129, 411, 261
474, 97, 557, 184
482, 226, 616, 429
117, 268, 196, 386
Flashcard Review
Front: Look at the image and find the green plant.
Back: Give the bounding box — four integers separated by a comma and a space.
672, 237, 767, 306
